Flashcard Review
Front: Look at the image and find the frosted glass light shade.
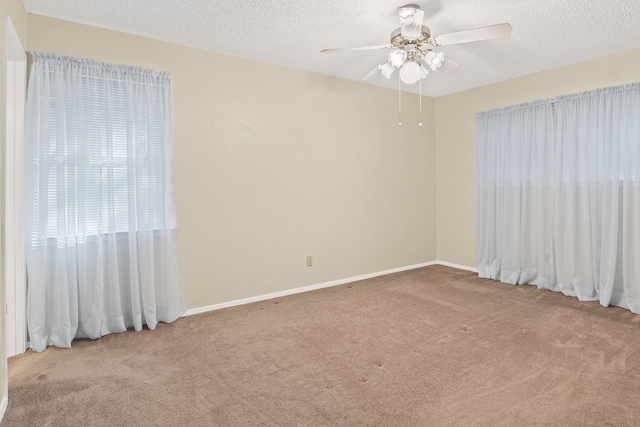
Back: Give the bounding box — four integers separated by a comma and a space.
419, 64, 430, 79
388, 49, 407, 68
379, 61, 395, 79
424, 51, 445, 70
399, 61, 421, 84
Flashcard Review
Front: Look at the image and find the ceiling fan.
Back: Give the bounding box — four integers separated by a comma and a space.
321, 4, 512, 85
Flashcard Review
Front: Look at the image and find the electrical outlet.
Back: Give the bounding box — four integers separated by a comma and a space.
306, 255, 313, 267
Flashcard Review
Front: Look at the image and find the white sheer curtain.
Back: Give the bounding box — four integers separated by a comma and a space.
24, 53, 186, 352
475, 100, 556, 288
554, 83, 640, 311
475, 82, 640, 314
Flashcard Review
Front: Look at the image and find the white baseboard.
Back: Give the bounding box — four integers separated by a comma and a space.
0, 394, 7, 424
182, 260, 476, 317
434, 260, 478, 273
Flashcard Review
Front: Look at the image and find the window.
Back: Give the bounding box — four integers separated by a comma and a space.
24, 53, 185, 352
29, 57, 176, 244
475, 82, 640, 314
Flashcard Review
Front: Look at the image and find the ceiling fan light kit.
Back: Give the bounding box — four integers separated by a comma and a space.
321, 4, 512, 124
399, 61, 421, 84
379, 61, 395, 79
388, 49, 407, 68
424, 51, 444, 71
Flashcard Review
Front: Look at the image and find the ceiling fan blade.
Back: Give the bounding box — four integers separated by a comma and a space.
399, 6, 425, 40
439, 57, 461, 74
362, 63, 383, 81
321, 44, 392, 53
432, 23, 512, 46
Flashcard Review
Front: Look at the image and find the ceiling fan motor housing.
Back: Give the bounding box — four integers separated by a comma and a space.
390, 26, 435, 64
390, 26, 432, 48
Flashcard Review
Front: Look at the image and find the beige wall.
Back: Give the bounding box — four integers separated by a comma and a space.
435, 47, 640, 268
1, 0, 27, 409
26, 15, 437, 309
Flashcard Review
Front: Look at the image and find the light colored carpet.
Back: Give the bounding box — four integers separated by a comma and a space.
4, 265, 640, 426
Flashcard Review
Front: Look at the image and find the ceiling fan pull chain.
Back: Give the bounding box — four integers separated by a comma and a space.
398, 77, 402, 126
419, 79, 423, 127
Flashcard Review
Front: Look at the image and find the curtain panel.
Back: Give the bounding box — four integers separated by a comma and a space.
475, 100, 556, 288
24, 53, 186, 352
475, 82, 640, 313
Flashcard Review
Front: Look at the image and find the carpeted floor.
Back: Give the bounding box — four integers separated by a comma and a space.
4, 265, 640, 426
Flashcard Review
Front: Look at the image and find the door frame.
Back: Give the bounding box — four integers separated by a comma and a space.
4, 16, 28, 358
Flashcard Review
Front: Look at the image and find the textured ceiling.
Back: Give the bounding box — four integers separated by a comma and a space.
22, 0, 640, 97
